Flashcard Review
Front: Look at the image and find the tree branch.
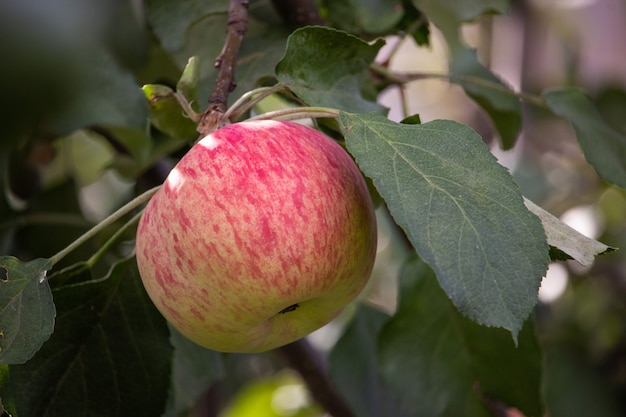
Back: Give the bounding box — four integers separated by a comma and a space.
197, 0, 249, 137
277, 339, 357, 417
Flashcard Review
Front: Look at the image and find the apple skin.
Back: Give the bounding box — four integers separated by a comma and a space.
135, 120, 377, 353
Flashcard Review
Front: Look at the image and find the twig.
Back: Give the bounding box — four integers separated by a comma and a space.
278, 339, 357, 417
370, 63, 549, 109
197, 0, 250, 136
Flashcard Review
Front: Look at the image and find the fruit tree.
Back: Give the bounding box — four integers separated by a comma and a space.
1, 1, 625, 417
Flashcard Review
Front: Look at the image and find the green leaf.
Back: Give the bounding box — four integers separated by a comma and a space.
411, 0, 508, 24
324, 0, 404, 36
340, 112, 548, 338
176, 56, 201, 107
1, 258, 173, 417
378, 256, 544, 417
276, 26, 387, 113
329, 306, 406, 417
450, 46, 522, 149
524, 198, 615, 266
0, 257, 54, 365
142, 84, 199, 141
543, 87, 626, 189
51, 48, 148, 135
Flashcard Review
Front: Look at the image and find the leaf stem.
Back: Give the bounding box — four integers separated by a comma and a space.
84, 211, 144, 268
246, 107, 340, 123
223, 84, 288, 123
48, 186, 160, 267
370, 63, 549, 109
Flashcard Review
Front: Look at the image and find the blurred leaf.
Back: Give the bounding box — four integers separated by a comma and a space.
163, 325, 224, 417
450, 46, 522, 149
0, 258, 173, 417
378, 256, 544, 417
544, 348, 623, 417
276, 26, 387, 113
0, 257, 54, 365
143, 84, 199, 141
51, 48, 149, 136
411, 0, 508, 24
543, 87, 626, 189
323, 0, 404, 36
329, 306, 407, 417
340, 112, 548, 338
524, 198, 615, 266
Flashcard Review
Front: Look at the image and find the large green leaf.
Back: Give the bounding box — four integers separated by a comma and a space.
329, 306, 406, 417
378, 257, 544, 417
276, 26, 386, 113
1, 258, 173, 417
340, 112, 548, 338
543, 87, 626, 189
0, 257, 54, 365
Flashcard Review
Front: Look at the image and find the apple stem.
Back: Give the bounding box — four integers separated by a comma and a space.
197, 0, 249, 136
223, 83, 288, 123
246, 107, 340, 123
47, 186, 160, 267
278, 339, 357, 417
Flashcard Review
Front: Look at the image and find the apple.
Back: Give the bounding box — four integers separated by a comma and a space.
135, 120, 377, 353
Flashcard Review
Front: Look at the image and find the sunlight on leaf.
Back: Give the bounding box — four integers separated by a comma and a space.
340, 112, 548, 339
0, 256, 54, 365
524, 198, 615, 266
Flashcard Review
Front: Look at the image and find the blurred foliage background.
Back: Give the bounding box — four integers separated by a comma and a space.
1, 0, 625, 416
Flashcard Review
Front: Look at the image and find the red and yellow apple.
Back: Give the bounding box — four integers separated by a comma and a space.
135, 120, 377, 353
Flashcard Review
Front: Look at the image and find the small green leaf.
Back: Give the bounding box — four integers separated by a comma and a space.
450, 45, 522, 149
329, 306, 405, 417
0, 257, 54, 365
276, 26, 386, 113
1, 258, 172, 417
378, 256, 544, 417
524, 198, 615, 266
176, 56, 200, 107
143, 84, 198, 141
543, 87, 626, 189
324, 0, 404, 35
340, 112, 548, 338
